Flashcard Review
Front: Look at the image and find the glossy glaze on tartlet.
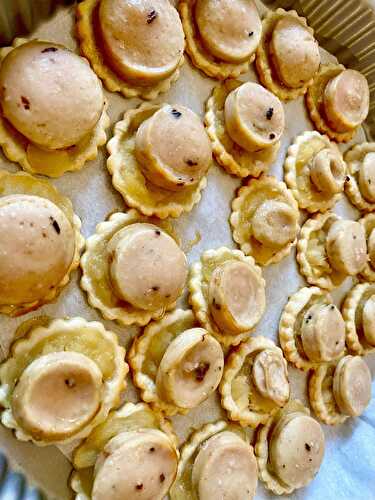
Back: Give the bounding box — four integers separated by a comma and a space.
0, 317, 128, 447
0, 171, 84, 316
129, 309, 224, 416
81, 210, 187, 327
189, 247, 266, 346
256, 9, 320, 101
279, 286, 345, 371
179, 0, 261, 80
107, 103, 210, 218
284, 131, 346, 213
220, 336, 290, 427
71, 402, 178, 500
169, 421, 257, 500
0, 38, 108, 177
345, 142, 375, 212
306, 65, 369, 142
230, 175, 299, 266
205, 80, 283, 178
297, 212, 367, 290
76, 0, 184, 99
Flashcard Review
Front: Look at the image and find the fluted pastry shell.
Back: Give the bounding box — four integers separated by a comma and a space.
358, 213, 375, 281
345, 142, 375, 212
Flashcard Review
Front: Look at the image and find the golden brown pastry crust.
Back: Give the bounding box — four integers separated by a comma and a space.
178, 0, 252, 80
306, 64, 355, 143
256, 9, 316, 101
230, 175, 299, 266
0, 171, 84, 316
80, 210, 180, 326
107, 103, 208, 219
205, 80, 280, 178
284, 131, 344, 213
345, 142, 375, 212
189, 247, 265, 346
342, 283, 375, 355
359, 213, 375, 281
308, 364, 348, 425
220, 337, 289, 427
0, 39, 109, 178
296, 212, 346, 290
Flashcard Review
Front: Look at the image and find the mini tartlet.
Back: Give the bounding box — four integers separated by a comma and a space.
76, 0, 184, 99
129, 309, 224, 416
306, 65, 370, 142
205, 80, 284, 178
230, 175, 299, 265
297, 212, 367, 290
179, 0, 261, 80
309, 355, 372, 425
170, 421, 257, 500
0, 317, 128, 447
189, 247, 266, 346
71, 402, 178, 500
342, 283, 375, 355
220, 337, 290, 427
107, 103, 211, 218
279, 286, 346, 371
358, 213, 375, 281
81, 210, 188, 327
344, 142, 375, 212
255, 400, 325, 495
284, 131, 346, 213
0, 171, 84, 316
256, 9, 320, 101
0, 38, 108, 177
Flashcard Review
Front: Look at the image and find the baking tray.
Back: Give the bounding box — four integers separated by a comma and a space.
0, 1, 374, 499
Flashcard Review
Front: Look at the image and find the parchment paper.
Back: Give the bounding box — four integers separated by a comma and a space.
0, 2, 373, 499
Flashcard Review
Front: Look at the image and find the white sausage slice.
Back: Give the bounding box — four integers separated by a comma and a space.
323, 69, 369, 132
301, 303, 345, 362
326, 220, 367, 275
252, 200, 298, 248
252, 349, 290, 406
332, 355, 372, 416
362, 295, 375, 346
92, 429, 178, 500
208, 260, 265, 334
191, 431, 258, 500
135, 104, 212, 191
358, 152, 375, 202
224, 82, 285, 152
98, 0, 184, 84
156, 328, 223, 408
310, 148, 345, 195
12, 351, 103, 441
270, 17, 320, 89
108, 223, 187, 311
195, 0, 261, 63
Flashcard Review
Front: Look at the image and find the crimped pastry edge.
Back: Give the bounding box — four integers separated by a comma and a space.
344, 142, 375, 212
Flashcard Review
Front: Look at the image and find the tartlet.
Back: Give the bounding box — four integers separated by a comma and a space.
71, 402, 178, 500
342, 283, 375, 355
279, 286, 346, 371
0, 38, 108, 177
170, 421, 257, 499
76, 0, 184, 99
256, 9, 320, 101
284, 131, 346, 213
359, 213, 375, 281
129, 309, 224, 416
107, 103, 211, 218
0, 171, 84, 316
255, 400, 325, 495
309, 355, 372, 425
306, 65, 370, 142
179, 0, 261, 79
230, 175, 299, 265
189, 247, 266, 346
205, 80, 284, 178
0, 317, 128, 447
345, 142, 375, 212
220, 336, 290, 427
297, 212, 367, 289
81, 210, 188, 327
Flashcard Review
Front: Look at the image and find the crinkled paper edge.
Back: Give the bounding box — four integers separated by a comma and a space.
344, 142, 375, 212
106, 103, 208, 219
188, 247, 265, 346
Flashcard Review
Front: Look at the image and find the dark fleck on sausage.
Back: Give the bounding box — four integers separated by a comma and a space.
41, 47, 58, 53
146, 9, 158, 23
